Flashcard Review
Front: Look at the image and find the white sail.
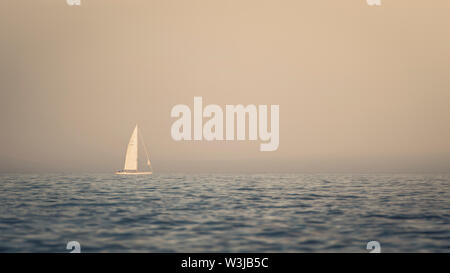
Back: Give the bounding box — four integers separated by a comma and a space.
116, 124, 153, 175
123, 125, 138, 171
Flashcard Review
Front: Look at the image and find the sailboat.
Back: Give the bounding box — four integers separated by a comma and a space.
115, 124, 153, 175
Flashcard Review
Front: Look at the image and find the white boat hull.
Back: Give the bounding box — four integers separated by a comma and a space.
115, 171, 152, 175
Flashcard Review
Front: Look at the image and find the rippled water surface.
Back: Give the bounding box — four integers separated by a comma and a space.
0, 174, 449, 252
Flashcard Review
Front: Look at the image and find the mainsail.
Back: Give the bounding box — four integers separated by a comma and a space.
123, 125, 138, 171
116, 124, 152, 175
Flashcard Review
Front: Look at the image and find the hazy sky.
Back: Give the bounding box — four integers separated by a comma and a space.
1, 0, 449, 173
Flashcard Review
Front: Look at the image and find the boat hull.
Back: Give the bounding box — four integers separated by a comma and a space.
115, 171, 152, 175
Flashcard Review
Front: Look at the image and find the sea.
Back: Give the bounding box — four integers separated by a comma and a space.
0, 173, 449, 253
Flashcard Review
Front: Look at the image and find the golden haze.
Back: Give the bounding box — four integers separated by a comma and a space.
0, 0, 449, 172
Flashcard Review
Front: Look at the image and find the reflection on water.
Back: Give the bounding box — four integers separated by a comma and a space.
0, 173, 449, 252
